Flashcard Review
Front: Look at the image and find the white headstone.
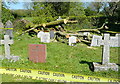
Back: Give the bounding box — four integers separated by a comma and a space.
37, 31, 44, 38
69, 36, 77, 46
41, 32, 50, 43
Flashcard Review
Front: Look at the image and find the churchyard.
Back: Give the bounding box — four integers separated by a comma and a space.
0, 31, 119, 82
1, 2, 120, 82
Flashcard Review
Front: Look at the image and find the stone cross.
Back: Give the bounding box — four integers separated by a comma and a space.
0, 35, 13, 59
5, 20, 13, 39
0, 35, 19, 62
100, 34, 110, 65
92, 33, 118, 71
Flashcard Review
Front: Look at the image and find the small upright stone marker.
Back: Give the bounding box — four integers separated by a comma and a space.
5, 20, 13, 39
41, 32, 50, 43
0, 35, 19, 62
69, 36, 77, 46
92, 33, 118, 71
50, 30, 54, 39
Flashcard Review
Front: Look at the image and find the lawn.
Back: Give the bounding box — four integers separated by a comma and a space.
0, 32, 119, 82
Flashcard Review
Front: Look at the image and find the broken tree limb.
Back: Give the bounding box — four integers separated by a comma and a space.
19, 18, 78, 35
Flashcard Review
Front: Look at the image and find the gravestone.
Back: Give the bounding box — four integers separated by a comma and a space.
5, 20, 13, 39
0, 35, 19, 62
50, 30, 54, 39
69, 36, 77, 46
92, 33, 118, 71
91, 35, 102, 47
41, 32, 50, 43
37, 31, 44, 38
29, 44, 46, 63
0, 22, 4, 32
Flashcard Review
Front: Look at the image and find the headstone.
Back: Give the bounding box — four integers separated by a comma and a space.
5, 20, 13, 39
0, 22, 4, 32
41, 32, 50, 43
91, 35, 102, 47
29, 44, 46, 63
83, 32, 90, 36
50, 30, 54, 39
37, 31, 44, 38
92, 33, 118, 71
0, 35, 19, 62
69, 36, 77, 46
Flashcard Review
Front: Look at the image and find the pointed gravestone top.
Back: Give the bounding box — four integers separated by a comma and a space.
0, 22, 4, 32
5, 20, 13, 39
5, 20, 13, 28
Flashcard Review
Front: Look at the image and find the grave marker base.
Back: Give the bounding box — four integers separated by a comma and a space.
93, 62, 118, 71
0, 55, 19, 62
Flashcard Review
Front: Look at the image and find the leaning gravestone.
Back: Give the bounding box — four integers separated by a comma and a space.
0, 22, 4, 32
29, 44, 46, 63
0, 35, 19, 62
92, 33, 118, 71
41, 32, 50, 43
69, 36, 77, 46
5, 20, 13, 39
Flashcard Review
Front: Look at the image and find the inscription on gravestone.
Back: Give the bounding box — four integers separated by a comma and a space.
5, 20, 13, 39
29, 44, 46, 63
92, 33, 118, 71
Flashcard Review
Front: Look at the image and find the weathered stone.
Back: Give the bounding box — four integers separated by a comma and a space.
92, 33, 118, 71
37, 31, 44, 38
41, 32, 50, 43
0, 35, 13, 59
69, 36, 77, 46
0, 35, 19, 62
50, 30, 54, 39
5, 20, 13, 39
29, 44, 46, 63
0, 22, 4, 32
91, 35, 102, 47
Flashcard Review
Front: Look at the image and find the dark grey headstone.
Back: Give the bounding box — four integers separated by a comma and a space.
0, 22, 4, 31
50, 30, 54, 39
5, 20, 13, 39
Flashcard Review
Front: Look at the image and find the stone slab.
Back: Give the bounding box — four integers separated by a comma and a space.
93, 62, 118, 71
29, 44, 46, 63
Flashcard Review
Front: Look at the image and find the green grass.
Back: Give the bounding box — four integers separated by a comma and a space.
0, 33, 119, 82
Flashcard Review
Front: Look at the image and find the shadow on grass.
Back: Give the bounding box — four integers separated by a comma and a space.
79, 60, 94, 72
